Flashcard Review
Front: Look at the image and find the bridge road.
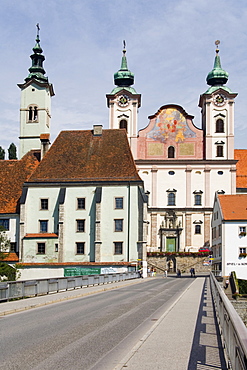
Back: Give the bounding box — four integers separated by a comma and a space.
0, 276, 227, 370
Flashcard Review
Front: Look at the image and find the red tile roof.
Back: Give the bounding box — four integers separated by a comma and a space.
235, 149, 247, 188
0, 252, 19, 262
28, 129, 142, 183
218, 194, 247, 220
0, 151, 39, 213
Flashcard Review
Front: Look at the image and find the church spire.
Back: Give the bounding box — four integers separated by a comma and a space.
114, 41, 135, 87
25, 24, 48, 83
206, 40, 229, 87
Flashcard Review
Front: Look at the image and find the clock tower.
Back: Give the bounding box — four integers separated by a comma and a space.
18, 25, 54, 158
199, 41, 237, 160
106, 42, 141, 158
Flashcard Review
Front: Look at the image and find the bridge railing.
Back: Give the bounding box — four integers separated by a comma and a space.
210, 272, 247, 370
0, 272, 139, 302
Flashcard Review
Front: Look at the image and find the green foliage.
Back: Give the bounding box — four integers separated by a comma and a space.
0, 146, 5, 160
0, 262, 17, 281
8, 143, 17, 160
238, 279, 247, 294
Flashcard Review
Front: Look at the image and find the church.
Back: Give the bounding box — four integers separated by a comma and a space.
0, 26, 246, 279
107, 41, 238, 254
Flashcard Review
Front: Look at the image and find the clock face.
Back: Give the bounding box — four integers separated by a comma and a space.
118, 95, 129, 107
214, 94, 226, 106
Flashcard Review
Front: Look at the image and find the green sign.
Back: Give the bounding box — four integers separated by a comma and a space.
64, 267, 101, 277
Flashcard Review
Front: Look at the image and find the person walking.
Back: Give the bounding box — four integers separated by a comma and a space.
164, 269, 168, 278
177, 269, 181, 277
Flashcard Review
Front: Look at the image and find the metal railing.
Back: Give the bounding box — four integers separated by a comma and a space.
0, 272, 139, 302
210, 272, 247, 370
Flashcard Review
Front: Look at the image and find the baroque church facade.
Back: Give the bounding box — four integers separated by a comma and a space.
107, 43, 237, 253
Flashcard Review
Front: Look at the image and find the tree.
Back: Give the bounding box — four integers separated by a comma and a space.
0, 146, 5, 160
8, 143, 17, 160
0, 226, 18, 281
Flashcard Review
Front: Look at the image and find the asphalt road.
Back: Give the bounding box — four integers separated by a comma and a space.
0, 277, 193, 370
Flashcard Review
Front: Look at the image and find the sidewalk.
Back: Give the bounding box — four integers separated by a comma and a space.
114, 276, 227, 370
0, 278, 143, 316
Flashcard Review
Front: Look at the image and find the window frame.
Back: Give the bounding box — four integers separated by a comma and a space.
115, 197, 123, 209
37, 242, 46, 254
39, 220, 48, 233
216, 145, 224, 157
76, 242, 85, 255
195, 225, 201, 234
114, 219, 123, 232
215, 118, 224, 133
77, 198, 85, 210
194, 194, 202, 206
114, 241, 123, 255
168, 146, 175, 158
40, 198, 49, 210
167, 192, 176, 206
76, 219, 85, 232
0, 219, 10, 231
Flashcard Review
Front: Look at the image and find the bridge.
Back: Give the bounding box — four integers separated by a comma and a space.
0, 273, 247, 369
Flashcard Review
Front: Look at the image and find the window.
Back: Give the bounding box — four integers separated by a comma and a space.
10, 242, 16, 252
55, 243, 58, 252
168, 171, 175, 175
76, 242, 85, 254
240, 247, 246, 254
239, 227, 246, 236
167, 192, 176, 206
216, 145, 224, 157
218, 225, 222, 237
194, 194, 202, 206
114, 242, 123, 255
168, 146, 175, 158
119, 119, 127, 130
0, 219, 9, 231
216, 119, 224, 133
195, 225, 201, 234
28, 105, 38, 122
218, 171, 223, 175
77, 220, 85, 232
40, 199, 48, 210
114, 219, 123, 232
115, 197, 123, 209
39, 220, 48, 233
37, 242, 45, 254
212, 227, 216, 239
77, 198, 85, 209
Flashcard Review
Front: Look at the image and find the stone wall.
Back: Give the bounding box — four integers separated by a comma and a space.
147, 256, 211, 274
230, 300, 247, 327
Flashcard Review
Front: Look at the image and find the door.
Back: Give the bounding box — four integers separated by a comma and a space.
166, 237, 176, 252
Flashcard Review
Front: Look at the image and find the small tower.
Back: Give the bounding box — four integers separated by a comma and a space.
18, 24, 55, 158
106, 42, 141, 158
199, 41, 237, 160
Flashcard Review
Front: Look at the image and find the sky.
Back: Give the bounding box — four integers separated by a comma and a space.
0, 0, 247, 157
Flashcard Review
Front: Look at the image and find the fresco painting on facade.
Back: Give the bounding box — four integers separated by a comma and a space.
147, 108, 196, 143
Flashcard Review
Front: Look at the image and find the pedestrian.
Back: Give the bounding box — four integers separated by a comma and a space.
164, 269, 168, 278
177, 269, 181, 277
190, 268, 193, 277
192, 268, 195, 277
147, 267, 151, 277
224, 278, 229, 289
153, 268, 156, 277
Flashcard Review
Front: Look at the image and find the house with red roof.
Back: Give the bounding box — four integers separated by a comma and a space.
19, 127, 147, 279
212, 194, 247, 279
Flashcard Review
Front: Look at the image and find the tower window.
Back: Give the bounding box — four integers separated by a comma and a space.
216, 119, 224, 133
216, 145, 224, 157
119, 119, 128, 131
168, 146, 175, 158
28, 105, 39, 122
195, 225, 201, 234
194, 194, 202, 206
167, 192, 176, 206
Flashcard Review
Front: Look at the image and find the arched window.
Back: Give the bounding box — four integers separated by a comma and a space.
216, 145, 224, 157
119, 119, 127, 131
27, 105, 38, 122
216, 119, 224, 133
168, 146, 175, 158
167, 192, 176, 206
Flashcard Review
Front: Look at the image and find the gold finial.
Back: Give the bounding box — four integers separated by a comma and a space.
215, 40, 220, 53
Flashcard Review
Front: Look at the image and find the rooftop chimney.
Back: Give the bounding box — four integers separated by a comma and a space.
93, 125, 103, 136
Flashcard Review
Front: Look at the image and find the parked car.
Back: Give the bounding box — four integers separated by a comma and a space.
199, 247, 211, 253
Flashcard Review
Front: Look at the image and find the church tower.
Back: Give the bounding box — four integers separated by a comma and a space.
18, 24, 55, 158
106, 42, 141, 158
199, 41, 237, 160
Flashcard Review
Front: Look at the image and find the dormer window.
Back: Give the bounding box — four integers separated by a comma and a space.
28, 105, 38, 122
